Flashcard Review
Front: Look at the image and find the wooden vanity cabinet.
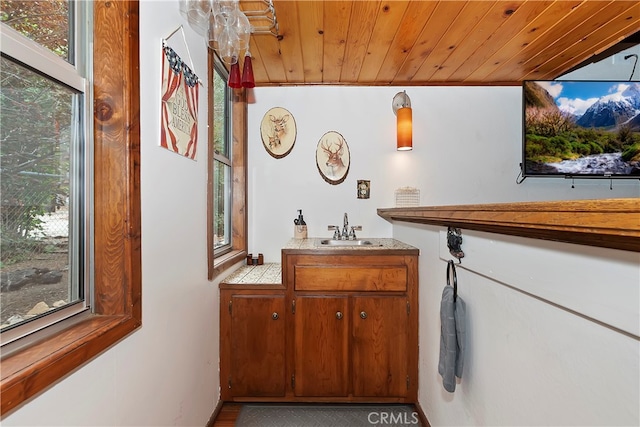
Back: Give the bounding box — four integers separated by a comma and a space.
219, 247, 418, 403
352, 295, 409, 397
219, 288, 286, 400
293, 295, 349, 397
286, 251, 419, 403
293, 294, 411, 399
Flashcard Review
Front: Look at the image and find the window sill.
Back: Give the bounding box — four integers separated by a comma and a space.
212, 249, 247, 279
1, 313, 140, 416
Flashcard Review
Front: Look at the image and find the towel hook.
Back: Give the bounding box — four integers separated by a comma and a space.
447, 227, 464, 263
447, 260, 458, 302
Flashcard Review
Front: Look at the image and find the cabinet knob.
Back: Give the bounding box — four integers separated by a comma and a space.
336, 311, 343, 320
272, 312, 279, 320
360, 311, 368, 319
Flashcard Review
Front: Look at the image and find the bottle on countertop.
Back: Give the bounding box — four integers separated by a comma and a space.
294, 209, 308, 239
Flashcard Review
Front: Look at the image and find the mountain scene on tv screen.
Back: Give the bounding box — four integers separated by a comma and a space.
524, 81, 640, 175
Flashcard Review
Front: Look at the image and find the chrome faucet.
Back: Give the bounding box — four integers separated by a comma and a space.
348, 226, 359, 240
328, 213, 361, 240
342, 213, 349, 239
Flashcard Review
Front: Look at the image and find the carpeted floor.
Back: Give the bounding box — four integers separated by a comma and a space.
234, 403, 421, 427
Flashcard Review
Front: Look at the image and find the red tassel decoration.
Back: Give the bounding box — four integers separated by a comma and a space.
241, 54, 255, 88
228, 62, 242, 88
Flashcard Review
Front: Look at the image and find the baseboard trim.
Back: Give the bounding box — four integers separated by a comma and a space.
414, 401, 431, 427
206, 398, 224, 427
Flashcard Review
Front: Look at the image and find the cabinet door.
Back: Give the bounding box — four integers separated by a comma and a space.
294, 295, 349, 397
230, 295, 286, 397
352, 296, 408, 397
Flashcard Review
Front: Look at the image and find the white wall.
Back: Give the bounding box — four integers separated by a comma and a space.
562, 44, 640, 81
248, 84, 639, 261
395, 224, 639, 426
3, 1, 221, 426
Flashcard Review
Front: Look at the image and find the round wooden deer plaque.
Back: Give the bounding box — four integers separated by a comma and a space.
315, 131, 350, 185
260, 107, 296, 158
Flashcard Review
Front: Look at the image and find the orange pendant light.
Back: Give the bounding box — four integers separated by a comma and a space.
393, 91, 413, 151
397, 106, 412, 151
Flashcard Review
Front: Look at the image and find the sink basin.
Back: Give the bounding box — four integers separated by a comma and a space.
319, 239, 374, 246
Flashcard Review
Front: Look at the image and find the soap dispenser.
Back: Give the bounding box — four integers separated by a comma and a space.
294, 209, 308, 239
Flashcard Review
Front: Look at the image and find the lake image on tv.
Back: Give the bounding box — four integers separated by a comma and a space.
523, 81, 640, 176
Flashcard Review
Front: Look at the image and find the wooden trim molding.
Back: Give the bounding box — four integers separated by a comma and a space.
207, 53, 248, 281
212, 249, 247, 279
378, 198, 640, 252
1, 1, 141, 416
231, 89, 248, 256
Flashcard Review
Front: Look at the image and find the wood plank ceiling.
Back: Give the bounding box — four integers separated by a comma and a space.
239, 0, 640, 86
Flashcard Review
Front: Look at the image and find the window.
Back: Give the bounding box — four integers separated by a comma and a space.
0, 1, 141, 416
213, 61, 232, 254
1, 0, 91, 344
207, 51, 247, 279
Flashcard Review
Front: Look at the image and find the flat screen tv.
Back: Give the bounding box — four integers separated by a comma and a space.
522, 80, 640, 178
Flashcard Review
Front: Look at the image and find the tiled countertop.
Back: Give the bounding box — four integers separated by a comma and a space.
282, 237, 418, 252
221, 238, 417, 287
221, 263, 282, 285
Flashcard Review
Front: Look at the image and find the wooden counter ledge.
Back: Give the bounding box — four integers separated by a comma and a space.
377, 198, 640, 252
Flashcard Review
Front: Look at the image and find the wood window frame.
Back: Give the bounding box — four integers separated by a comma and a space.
0, 1, 141, 417
207, 50, 248, 280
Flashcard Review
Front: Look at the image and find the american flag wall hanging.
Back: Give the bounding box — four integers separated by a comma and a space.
160, 44, 199, 160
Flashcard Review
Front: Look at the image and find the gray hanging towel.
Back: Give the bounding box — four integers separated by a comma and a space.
438, 285, 466, 392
